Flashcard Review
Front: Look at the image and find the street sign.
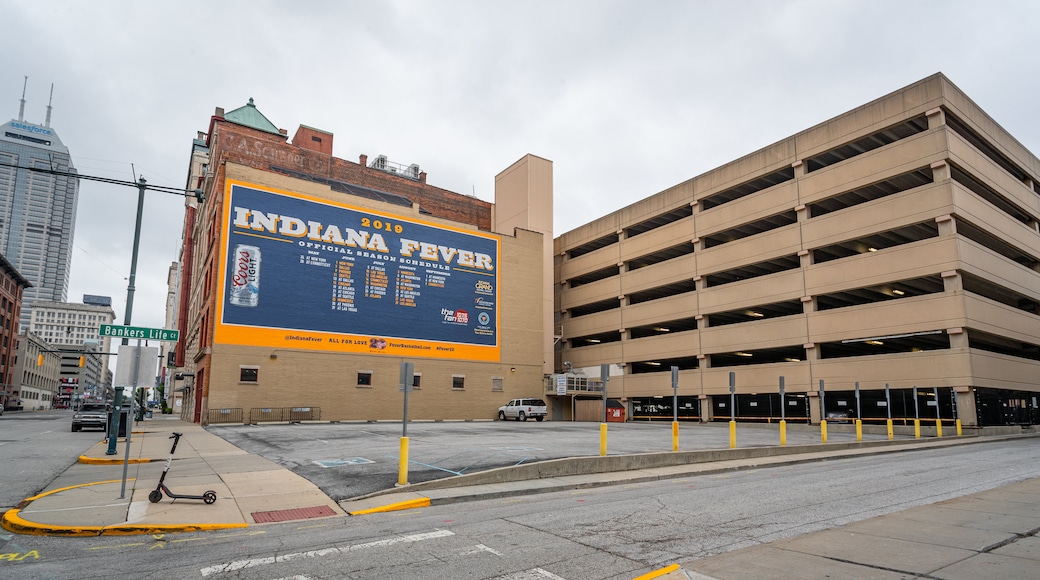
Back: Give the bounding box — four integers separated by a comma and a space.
99, 324, 179, 342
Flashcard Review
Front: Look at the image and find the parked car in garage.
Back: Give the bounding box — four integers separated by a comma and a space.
498, 398, 547, 422
72, 403, 108, 432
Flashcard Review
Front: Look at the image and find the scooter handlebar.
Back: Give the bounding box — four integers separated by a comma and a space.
170, 432, 183, 439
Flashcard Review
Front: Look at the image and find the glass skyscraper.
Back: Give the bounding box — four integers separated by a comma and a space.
0, 108, 79, 332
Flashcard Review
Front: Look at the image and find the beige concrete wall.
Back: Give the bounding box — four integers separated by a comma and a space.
495, 155, 554, 375
555, 73, 1040, 416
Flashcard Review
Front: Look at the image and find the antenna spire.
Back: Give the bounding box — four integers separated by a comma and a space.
45, 83, 54, 127
18, 76, 27, 122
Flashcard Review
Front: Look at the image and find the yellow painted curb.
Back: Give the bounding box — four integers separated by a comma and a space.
348, 497, 431, 515
78, 455, 156, 464
1, 509, 248, 536
633, 563, 680, 580
3, 478, 248, 537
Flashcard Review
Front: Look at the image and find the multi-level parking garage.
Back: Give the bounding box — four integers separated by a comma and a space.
554, 73, 1040, 428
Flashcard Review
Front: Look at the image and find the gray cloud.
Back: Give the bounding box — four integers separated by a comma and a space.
2, 0, 1037, 341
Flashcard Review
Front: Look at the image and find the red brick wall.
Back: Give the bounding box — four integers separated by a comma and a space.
210, 121, 492, 230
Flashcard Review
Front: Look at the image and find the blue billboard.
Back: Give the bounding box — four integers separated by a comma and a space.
215, 181, 500, 361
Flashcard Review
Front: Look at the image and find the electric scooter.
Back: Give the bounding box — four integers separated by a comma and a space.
148, 432, 217, 504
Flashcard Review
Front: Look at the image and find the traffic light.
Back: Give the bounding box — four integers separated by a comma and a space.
37, 353, 44, 366
78, 355, 86, 367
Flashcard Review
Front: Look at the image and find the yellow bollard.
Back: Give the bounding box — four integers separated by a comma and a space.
779, 419, 787, 446
397, 436, 409, 486
671, 421, 679, 452
914, 419, 920, 439
821, 419, 828, 443
729, 420, 737, 448
936, 418, 943, 438
886, 419, 893, 440
956, 419, 962, 436
600, 423, 608, 456
855, 419, 862, 442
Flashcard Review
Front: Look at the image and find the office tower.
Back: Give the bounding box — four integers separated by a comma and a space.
0, 83, 79, 331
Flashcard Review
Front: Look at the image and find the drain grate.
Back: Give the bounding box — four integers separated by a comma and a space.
252, 505, 337, 523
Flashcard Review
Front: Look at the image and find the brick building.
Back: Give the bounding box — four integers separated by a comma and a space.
172, 99, 552, 424
0, 252, 31, 410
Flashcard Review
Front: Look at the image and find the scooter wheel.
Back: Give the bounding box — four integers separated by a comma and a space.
148, 490, 162, 504
203, 491, 217, 504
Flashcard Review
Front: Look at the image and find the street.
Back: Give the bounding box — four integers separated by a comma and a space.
0, 410, 98, 512
2, 420, 1038, 579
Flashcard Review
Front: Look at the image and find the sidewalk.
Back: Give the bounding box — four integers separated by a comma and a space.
1, 415, 344, 536
2, 416, 1038, 579
667, 476, 1040, 579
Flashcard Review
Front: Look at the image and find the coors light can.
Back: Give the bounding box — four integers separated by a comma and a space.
229, 244, 261, 307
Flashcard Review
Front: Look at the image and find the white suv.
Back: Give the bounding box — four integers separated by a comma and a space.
498, 398, 547, 422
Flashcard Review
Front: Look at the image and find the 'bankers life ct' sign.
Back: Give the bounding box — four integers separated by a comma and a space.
214, 181, 501, 361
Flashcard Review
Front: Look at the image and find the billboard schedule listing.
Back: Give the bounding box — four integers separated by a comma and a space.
215, 181, 501, 361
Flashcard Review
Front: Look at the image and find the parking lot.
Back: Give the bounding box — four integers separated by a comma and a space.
208, 419, 897, 500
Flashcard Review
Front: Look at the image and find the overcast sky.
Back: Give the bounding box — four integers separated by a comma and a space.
2, 0, 1039, 341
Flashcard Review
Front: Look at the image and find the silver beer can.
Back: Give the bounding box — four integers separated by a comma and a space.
229, 244, 261, 307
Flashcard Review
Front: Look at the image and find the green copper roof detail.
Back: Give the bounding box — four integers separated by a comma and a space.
223, 97, 280, 135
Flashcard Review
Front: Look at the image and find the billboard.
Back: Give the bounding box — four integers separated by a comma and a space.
215, 181, 500, 361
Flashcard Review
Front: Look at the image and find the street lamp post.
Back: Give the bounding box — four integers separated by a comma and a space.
121, 177, 148, 346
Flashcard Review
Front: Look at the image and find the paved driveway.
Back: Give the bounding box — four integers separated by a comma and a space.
208, 420, 891, 500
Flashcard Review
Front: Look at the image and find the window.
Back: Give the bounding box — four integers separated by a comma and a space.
452, 375, 465, 390
239, 366, 259, 383
492, 377, 504, 392
357, 371, 372, 386
412, 373, 421, 389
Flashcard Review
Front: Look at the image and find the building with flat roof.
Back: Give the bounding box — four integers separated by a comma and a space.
554, 73, 1040, 428
16, 329, 60, 410
28, 298, 116, 403
0, 252, 30, 409
173, 100, 552, 424
0, 86, 79, 331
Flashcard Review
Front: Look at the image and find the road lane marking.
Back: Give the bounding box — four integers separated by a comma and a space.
495, 569, 567, 579
199, 529, 454, 576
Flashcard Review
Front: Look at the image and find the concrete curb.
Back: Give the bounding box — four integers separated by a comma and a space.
356, 432, 1034, 501
347, 498, 431, 516
1, 479, 248, 537
634, 563, 681, 579
78, 455, 158, 464
1, 509, 248, 537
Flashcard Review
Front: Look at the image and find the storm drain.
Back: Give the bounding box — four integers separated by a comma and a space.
252, 505, 337, 523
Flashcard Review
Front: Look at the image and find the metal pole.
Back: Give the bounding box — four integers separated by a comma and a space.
819, 379, 828, 443
779, 376, 787, 446
933, 386, 943, 438
819, 379, 826, 419
913, 386, 921, 439
121, 178, 148, 346
671, 366, 678, 423
120, 340, 143, 498
728, 372, 736, 448
397, 361, 414, 486
600, 364, 610, 456
885, 383, 893, 440
671, 366, 679, 452
106, 387, 124, 455
854, 381, 862, 441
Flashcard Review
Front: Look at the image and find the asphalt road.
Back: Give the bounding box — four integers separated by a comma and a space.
4, 438, 1038, 579
0, 410, 99, 511
208, 420, 908, 500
